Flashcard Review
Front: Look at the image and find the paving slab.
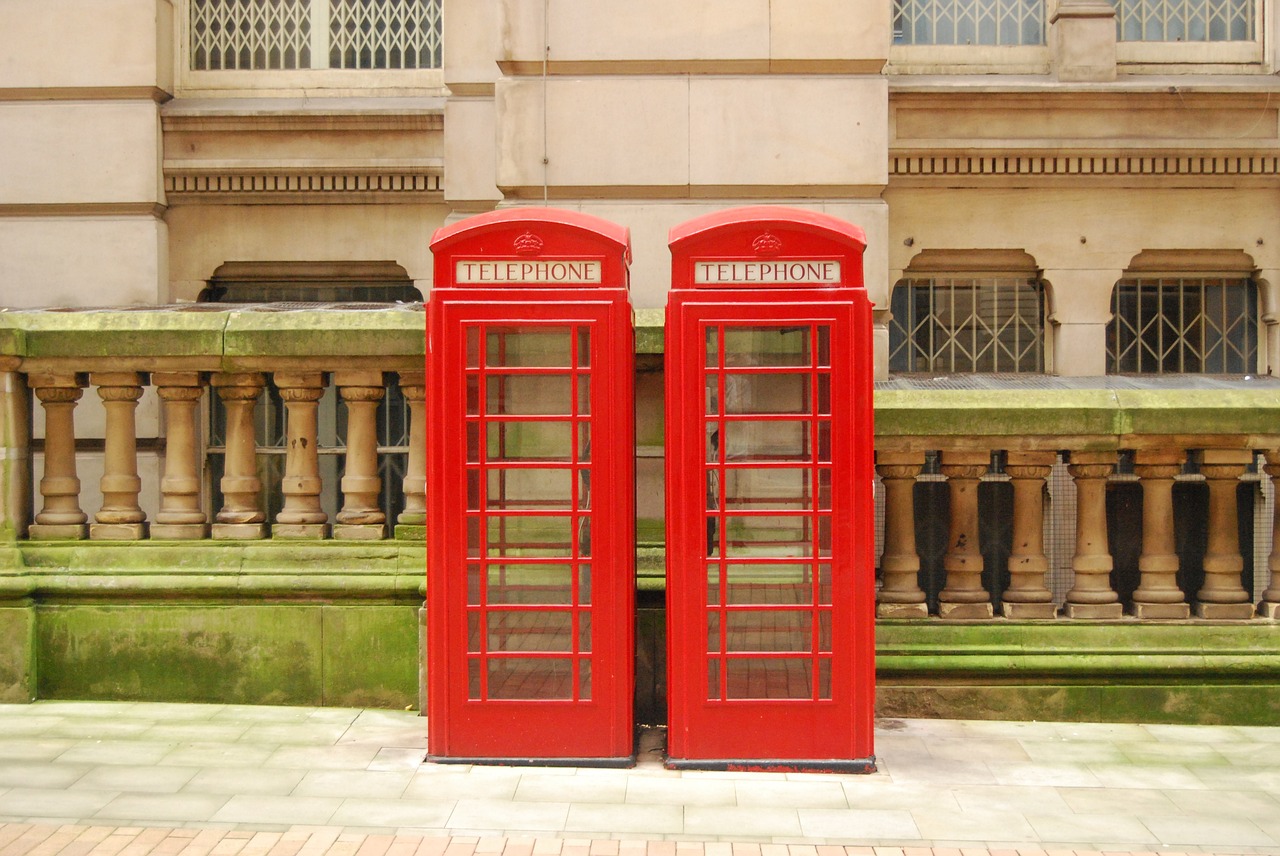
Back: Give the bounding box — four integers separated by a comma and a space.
0, 702, 1277, 855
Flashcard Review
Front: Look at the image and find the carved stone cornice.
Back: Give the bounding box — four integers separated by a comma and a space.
164, 168, 443, 204
891, 151, 1280, 179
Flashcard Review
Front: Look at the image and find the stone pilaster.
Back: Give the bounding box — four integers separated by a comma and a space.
938, 450, 993, 619
89, 372, 148, 540
1002, 452, 1057, 619
273, 372, 329, 539
1195, 449, 1255, 620
1064, 451, 1122, 619
211, 373, 267, 540
152, 372, 209, 540
1131, 449, 1190, 619
876, 452, 927, 618
1051, 0, 1117, 82
335, 371, 387, 540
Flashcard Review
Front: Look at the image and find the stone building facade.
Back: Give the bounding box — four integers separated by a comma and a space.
1, 0, 1278, 722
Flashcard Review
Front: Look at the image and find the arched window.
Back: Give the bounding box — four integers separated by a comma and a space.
889, 250, 1047, 373
1107, 251, 1258, 374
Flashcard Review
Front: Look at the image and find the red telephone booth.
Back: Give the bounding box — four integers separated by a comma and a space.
665, 207, 875, 772
426, 208, 635, 764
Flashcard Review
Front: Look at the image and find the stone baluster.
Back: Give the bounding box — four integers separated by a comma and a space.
90, 372, 148, 540
875, 452, 927, 618
1260, 451, 1280, 619
938, 450, 993, 618
1002, 451, 1057, 619
273, 372, 329, 538
396, 372, 427, 535
1131, 449, 1189, 619
1, 363, 31, 541
1195, 449, 1255, 619
334, 371, 387, 540
28, 373, 88, 540
1064, 451, 1122, 618
151, 373, 209, 540
211, 373, 267, 540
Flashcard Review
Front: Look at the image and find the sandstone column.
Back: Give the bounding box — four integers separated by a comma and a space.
273, 372, 329, 539
335, 370, 387, 540
1195, 449, 1255, 619
152, 372, 209, 540
28, 373, 88, 540
1002, 451, 1057, 619
1064, 451, 1122, 618
90, 372, 148, 540
396, 371, 427, 535
875, 452, 927, 618
938, 450, 993, 618
211, 373, 267, 540
1131, 449, 1189, 619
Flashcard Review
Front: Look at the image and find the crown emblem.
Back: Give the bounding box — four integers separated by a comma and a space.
514, 231, 544, 255
752, 232, 783, 257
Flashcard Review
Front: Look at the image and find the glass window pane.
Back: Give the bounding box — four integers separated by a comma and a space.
722, 374, 813, 414
486, 376, 572, 416
484, 611, 574, 652
485, 469, 574, 509
486, 422, 574, 461
725, 610, 812, 652
484, 516, 574, 557
485, 564, 575, 604
725, 563, 815, 605
486, 328, 574, 367
725, 658, 813, 699
722, 327, 812, 367
487, 658, 573, 699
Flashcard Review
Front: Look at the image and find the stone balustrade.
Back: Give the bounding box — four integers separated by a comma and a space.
3, 307, 1280, 622
0, 304, 427, 547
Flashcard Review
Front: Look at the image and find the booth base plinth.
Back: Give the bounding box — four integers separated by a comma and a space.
664, 756, 877, 774
426, 754, 635, 769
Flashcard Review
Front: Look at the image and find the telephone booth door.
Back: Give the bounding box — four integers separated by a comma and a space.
427, 209, 635, 765
665, 208, 875, 772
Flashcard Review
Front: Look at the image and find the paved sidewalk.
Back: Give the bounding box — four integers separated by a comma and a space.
0, 702, 1277, 855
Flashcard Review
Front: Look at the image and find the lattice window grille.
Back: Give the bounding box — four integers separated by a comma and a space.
889, 276, 1046, 373
191, 0, 442, 70
1107, 276, 1258, 374
330, 0, 442, 69
191, 0, 312, 70
1112, 0, 1254, 41
892, 0, 1045, 45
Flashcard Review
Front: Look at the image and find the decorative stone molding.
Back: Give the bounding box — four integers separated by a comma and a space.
164, 170, 443, 203
891, 153, 1280, 178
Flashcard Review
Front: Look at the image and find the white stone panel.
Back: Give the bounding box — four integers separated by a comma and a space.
501, 0, 769, 65
689, 77, 888, 189
444, 0, 500, 88
0, 0, 172, 91
0, 216, 167, 308
770, 0, 890, 65
0, 102, 162, 206
495, 78, 691, 192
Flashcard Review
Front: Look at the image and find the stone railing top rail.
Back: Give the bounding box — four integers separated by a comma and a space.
3, 304, 1279, 445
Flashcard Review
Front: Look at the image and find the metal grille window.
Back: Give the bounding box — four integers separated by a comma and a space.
1107, 276, 1258, 373
889, 276, 1046, 373
191, 0, 442, 71
893, 0, 1045, 45
1111, 0, 1254, 41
